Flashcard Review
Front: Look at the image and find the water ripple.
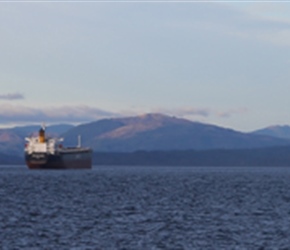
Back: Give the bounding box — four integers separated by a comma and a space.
1, 166, 290, 249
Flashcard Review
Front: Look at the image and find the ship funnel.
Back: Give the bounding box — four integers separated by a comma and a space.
39, 127, 45, 143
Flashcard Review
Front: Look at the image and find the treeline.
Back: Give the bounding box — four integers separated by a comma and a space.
2, 146, 290, 166
93, 146, 290, 167
0, 153, 24, 165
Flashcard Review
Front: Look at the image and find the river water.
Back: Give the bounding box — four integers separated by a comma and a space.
1, 165, 290, 249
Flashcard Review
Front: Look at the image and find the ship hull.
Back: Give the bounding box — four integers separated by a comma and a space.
25, 149, 92, 170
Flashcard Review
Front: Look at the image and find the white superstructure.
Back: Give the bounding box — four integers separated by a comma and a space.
24, 126, 63, 155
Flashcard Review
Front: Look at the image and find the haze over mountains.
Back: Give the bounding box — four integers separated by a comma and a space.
1, 113, 290, 165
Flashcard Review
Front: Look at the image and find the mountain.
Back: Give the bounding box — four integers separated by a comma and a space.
0, 130, 24, 156
1, 114, 290, 159
252, 125, 290, 139
62, 113, 290, 152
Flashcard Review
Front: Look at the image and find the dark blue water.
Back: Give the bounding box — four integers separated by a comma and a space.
1, 166, 290, 249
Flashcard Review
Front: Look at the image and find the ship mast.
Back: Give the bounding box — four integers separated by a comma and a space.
78, 135, 81, 148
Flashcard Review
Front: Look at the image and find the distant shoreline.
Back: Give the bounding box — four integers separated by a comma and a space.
92, 146, 290, 167
2, 146, 290, 167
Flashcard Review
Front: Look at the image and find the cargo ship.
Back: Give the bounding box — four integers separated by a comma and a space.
24, 126, 92, 169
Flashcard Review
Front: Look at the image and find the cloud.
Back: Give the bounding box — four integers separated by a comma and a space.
0, 93, 24, 100
170, 2, 290, 47
217, 108, 249, 118
0, 104, 119, 125
151, 107, 248, 120
220, 3, 290, 47
154, 107, 211, 118
0, 104, 249, 127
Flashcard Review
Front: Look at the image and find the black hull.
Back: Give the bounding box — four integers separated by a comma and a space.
25, 149, 92, 169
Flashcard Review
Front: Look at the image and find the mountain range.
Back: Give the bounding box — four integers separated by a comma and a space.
1, 113, 290, 159
252, 125, 290, 139
62, 113, 290, 152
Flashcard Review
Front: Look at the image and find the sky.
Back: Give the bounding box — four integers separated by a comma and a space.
1, 0, 290, 131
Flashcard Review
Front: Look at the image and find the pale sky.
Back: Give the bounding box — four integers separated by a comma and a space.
1, 1, 290, 131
